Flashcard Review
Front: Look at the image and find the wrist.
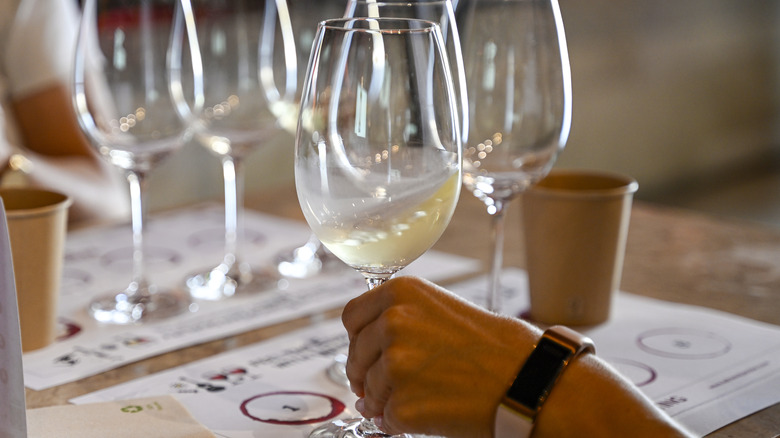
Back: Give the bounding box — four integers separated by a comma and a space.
493, 326, 595, 438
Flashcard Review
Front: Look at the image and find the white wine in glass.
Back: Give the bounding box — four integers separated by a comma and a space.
312, 0, 472, 387
296, 18, 462, 438
73, 0, 193, 323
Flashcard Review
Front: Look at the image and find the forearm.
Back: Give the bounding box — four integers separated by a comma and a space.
342, 276, 694, 438
532, 353, 694, 438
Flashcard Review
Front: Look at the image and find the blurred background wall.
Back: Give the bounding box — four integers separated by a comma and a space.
556, 0, 780, 227
146, 0, 780, 228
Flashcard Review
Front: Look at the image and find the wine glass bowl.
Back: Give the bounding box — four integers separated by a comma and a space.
459, 0, 571, 312
296, 17, 461, 437
73, 0, 192, 324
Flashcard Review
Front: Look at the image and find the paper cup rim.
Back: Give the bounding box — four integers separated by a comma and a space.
0, 188, 72, 219
528, 169, 639, 199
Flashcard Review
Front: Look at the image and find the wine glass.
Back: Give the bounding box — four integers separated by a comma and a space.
305, 0, 473, 384
296, 18, 462, 438
458, 0, 572, 312
72, 0, 193, 323
170, 0, 295, 300
274, 0, 350, 280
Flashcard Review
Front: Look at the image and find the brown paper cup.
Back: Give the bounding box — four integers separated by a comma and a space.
522, 169, 638, 326
1, 188, 71, 352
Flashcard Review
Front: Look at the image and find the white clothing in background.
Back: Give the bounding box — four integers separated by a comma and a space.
0, 0, 129, 226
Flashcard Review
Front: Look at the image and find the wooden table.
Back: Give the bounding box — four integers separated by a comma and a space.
26, 183, 780, 437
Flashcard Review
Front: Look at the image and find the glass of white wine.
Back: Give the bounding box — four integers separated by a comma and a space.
278, 0, 470, 281
296, 18, 462, 438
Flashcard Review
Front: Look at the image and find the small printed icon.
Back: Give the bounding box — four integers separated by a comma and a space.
120, 401, 163, 414
175, 376, 226, 393
56, 319, 82, 342
202, 366, 259, 386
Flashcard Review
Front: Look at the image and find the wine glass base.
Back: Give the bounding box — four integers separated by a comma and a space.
327, 353, 350, 387
310, 418, 411, 438
89, 289, 190, 324
276, 244, 346, 279
185, 263, 279, 301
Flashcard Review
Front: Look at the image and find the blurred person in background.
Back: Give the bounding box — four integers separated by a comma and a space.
0, 0, 128, 226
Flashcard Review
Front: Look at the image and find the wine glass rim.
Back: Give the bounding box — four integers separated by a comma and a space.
319, 17, 439, 33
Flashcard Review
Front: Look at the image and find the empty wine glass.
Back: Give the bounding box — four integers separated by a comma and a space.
170, 0, 295, 300
296, 18, 462, 438
459, 0, 572, 312
273, 0, 349, 280
72, 0, 193, 323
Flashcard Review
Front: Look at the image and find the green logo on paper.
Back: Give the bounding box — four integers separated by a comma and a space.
120, 401, 163, 413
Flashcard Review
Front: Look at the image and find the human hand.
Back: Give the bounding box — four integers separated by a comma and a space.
342, 276, 540, 437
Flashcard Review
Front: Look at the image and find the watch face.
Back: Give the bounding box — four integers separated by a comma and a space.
506, 337, 573, 411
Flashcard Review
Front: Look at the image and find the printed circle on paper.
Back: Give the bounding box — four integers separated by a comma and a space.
240, 391, 345, 426
607, 358, 657, 387
637, 328, 731, 359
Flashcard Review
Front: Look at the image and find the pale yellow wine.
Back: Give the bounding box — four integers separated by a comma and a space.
309, 171, 460, 274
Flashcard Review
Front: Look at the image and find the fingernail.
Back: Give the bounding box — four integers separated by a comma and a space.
373, 415, 384, 429
355, 398, 365, 414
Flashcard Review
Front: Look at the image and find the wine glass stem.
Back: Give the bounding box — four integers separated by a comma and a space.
365, 276, 388, 290
222, 154, 245, 265
488, 199, 507, 312
127, 170, 149, 290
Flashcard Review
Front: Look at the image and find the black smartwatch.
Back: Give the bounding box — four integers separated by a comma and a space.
494, 325, 595, 437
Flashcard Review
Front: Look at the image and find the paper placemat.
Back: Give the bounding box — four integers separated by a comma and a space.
23, 205, 480, 390
28, 395, 214, 438
74, 269, 780, 436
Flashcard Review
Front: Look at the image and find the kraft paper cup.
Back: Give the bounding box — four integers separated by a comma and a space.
522, 169, 638, 326
0, 188, 71, 352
